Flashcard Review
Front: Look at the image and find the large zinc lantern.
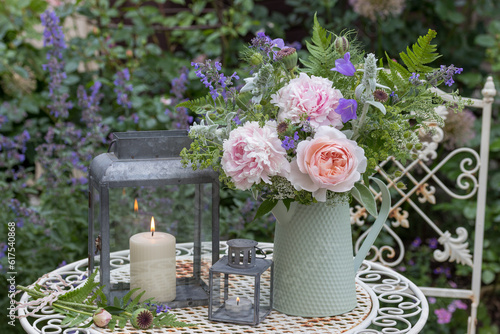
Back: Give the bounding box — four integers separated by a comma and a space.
88, 130, 220, 308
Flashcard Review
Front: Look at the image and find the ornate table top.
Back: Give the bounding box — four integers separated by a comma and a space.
17, 242, 428, 333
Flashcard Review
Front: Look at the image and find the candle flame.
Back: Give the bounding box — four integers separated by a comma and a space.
150, 216, 155, 237
236, 297, 240, 305
134, 198, 138, 212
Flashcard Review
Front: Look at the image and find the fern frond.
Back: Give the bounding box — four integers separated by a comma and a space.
59, 271, 99, 304
176, 95, 213, 113
154, 312, 196, 328
399, 29, 441, 73
125, 290, 145, 312
300, 14, 336, 77
383, 51, 412, 87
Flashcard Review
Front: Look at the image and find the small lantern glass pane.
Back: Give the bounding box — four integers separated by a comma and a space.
209, 256, 273, 325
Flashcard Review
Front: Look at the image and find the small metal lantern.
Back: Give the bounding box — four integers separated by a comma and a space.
208, 239, 273, 325
88, 130, 220, 308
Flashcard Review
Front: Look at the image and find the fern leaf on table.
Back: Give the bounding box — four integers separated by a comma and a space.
58, 270, 99, 304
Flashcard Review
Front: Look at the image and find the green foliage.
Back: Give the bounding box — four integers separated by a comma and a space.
300, 14, 336, 77
59, 270, 100, 304
399, 29, 441, 74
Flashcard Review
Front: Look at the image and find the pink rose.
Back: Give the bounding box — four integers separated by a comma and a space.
289, 126, 366, 201
222, 121, 290, 190
270, 72, 343, 129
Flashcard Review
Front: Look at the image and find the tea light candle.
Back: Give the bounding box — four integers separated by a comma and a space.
130, 216, 176, 302
225, 297, 252, 317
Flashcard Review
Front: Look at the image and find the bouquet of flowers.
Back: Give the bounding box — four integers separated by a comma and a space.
180, 17, 463, 217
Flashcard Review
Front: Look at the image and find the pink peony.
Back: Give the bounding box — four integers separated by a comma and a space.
289, 126, 366, 201
271, 72, 343, 129
222, 121, 290, 190
93, 308, 112, 328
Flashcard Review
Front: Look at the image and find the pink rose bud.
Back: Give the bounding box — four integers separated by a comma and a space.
93, 308, 112, 328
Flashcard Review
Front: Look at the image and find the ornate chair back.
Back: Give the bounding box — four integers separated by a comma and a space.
352, 76, 496, 334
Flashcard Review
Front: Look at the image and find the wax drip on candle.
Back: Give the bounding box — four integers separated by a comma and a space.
150, 216, 155, 237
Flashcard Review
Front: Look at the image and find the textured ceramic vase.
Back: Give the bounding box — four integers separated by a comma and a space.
272, 198, 357, 317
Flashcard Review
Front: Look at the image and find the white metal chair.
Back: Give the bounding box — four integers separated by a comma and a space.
352, 76, 496, 333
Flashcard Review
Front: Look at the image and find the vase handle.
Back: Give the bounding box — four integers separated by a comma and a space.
353, 177, 391, 272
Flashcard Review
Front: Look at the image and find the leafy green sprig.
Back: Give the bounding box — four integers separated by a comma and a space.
15, 271, 194, 330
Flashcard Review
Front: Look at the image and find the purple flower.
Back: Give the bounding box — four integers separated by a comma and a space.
282, 132, 299, 150
428, 237, 439, 249
452, 300, 467, 310
114, 69, 133, 109
409, 73, 422, 86
334, 98, 358, 122
428, 297, 436, 304
435, 308, 452, 324
191, 60, 239, 103
411, 236, 422, 248
331, 52, 356, 76
41, 10, 72, 118
426, 65, 463, 87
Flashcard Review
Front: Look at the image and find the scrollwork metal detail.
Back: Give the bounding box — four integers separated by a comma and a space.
434, 227, 473, 266
355, 262, 427, 334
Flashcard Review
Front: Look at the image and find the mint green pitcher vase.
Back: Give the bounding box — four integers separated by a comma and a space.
271, 178, 390, 317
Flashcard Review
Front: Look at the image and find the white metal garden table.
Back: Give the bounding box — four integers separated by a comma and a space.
17, 242, 428, 333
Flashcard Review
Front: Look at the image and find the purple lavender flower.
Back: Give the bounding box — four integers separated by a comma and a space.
390, 91, 400, 104
409, 73, 422, 86
191, 60, 239, 103
426, 65, 463, 87
282, 131, 299, 150
113, 69, 133, 109
164, 67, 192, 130
335, 98, 358, 122
41, 10, 72, 118
435, 308, 452, 324
428, 297, 436, 304
331, 52, 356, 76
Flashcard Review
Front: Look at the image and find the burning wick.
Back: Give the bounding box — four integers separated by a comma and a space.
134, 198, 139, 213
237, 297, 240, 306
150, 216, 155, 237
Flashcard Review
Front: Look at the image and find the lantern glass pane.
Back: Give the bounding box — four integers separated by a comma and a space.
100, 183, 215, 306
209, 264, 273, 325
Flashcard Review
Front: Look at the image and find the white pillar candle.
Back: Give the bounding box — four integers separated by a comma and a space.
225, 297, 253, 317
129, 217, 176, 302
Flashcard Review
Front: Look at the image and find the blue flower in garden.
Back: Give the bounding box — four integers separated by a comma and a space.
334, 98, 358, 122
428, 237, 438, 249
331, 52, 356, 76
190, 60, 239, 103
40, 10, 72, 118
411, 236, 422, 248
114, 69, 133, 109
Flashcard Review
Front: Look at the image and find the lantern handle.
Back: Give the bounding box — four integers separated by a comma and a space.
107, 139, 117, 153
255, 246, 267, 259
